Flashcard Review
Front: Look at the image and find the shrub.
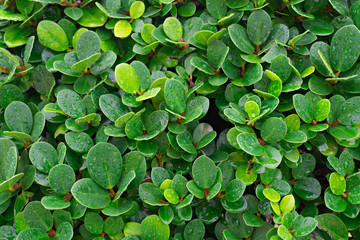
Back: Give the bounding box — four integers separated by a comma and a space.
0, 0, 359, 239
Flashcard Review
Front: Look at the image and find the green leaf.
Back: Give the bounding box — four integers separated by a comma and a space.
315, 214, 349, 240
224, 108, 246, 124
337, 96, 360, 125
263, 188, 281, 202
37, 20, 69, 52
308, 75, 332, 95
247, 10, 272, 45
226, 179, 246, 202
351, 2, 360, 29
64, 7, 83, 21
256, 145, 282, 169
165, 79, 186, 114
54, 222, 73, 240
4, 25, 35, 48
104, 216, 124, 236
280, 195, 295, 213
329, 0, 349, 15
54, 61, 82, 77
71, 53, 101, 71
20, 165, 36, 190
260, 117, 287, 143
244, 101, 260, 119
121, 151, 146, 191
4, 101, 33, 134
164, 189, 179, 204
293, 217, 318, 237
71, 178, 111, 209
293, 94, 313, 123
0, 139, 17, 181
48, 164, 75, 194
243, 212, 264, 227
29, 142, 58, 173
197, 131, 217, 149
87, 142, 122, 189
65, 131, 93, 153
78, 6, 108, 28
237, 133, 264, 156
325, 190, 347, 212
141, 215, 170, 240
191, 57, 215, 75
228, 24, 254, 55
136, 87, 161, 102
85, 212, 104, 234
294, 177, 321, 200
207, 40, 229, 70
41, 196, 71, 210
163, 17, 183, 41
327, 152, 354, 176
114, 20, 132, 39
176, 133, 196, 154
76, 31, 101, 60
90, 51, 117, 75
101, 198, 132, 216
24, 201, 53, 231
329, 172, 346, 195
329, 124, 359, 139
115, 63, 140, 94
184, 219, 205, 240
130, 1, 145, 19
17, 228, 49, 240
310, 42, 333, 77
192, 155, 217, 189
206, 0, 226, 19
0, 84, 24, 109
314, 99, 330, 122
330, 25, 360, 72
57, 90, 86, 118
0, 9, 25, 21
269, 54, 292, 81
303, 18, 334, 36
171, 174, 188, 198
277, 225, 292, 240
113, 170, 136, 201
139, 183, 167, 206
232, 63, 263, 86
99, 94, 128, 122
29, 65, 55, 100
348, 185, 360, 204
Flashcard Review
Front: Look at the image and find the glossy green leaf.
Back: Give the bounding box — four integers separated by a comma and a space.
4, 101, 33, 134
29, 142, 58, 173
141, 215, 170, 240
163, 17, 183, 41
87, 142, 122, 189
315, 214, 348, 240
37, 20, 69, 51
260, 117, 287, 143
293, 94, 313, 123
247, 10, 272, 45
48, 164, 75, 194
329, 172, 346, 195
71, 178, 111, 209
115, 63, 140, 94
192, 156, 217, 189
237, 133, 264, 156
24, 201, 53, 231
330, 25, 360, 72
226, 179, 246, 202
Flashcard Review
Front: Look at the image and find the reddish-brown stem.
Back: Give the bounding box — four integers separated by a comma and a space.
109, 188, 116, 198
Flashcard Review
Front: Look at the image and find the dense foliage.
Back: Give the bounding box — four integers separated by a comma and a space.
0, 0, 360, 239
